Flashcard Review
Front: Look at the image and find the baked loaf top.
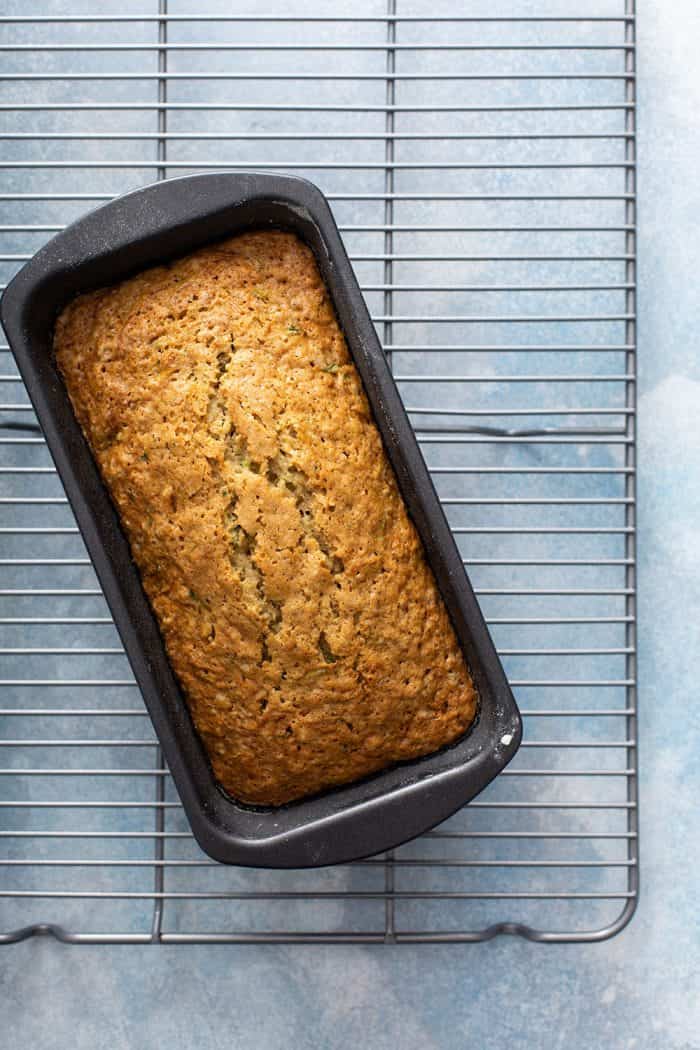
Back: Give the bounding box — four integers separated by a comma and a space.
54, 230, 478, 805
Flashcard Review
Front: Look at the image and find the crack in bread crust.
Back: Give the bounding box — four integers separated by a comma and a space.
53, 230, 478, 805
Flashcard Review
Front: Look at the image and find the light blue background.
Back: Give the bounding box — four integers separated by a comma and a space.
1, 1, 699, 1046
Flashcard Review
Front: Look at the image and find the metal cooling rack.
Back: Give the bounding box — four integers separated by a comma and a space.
0, 1, 637, 944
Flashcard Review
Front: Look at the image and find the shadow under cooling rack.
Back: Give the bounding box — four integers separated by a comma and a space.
0, 0, 637, 944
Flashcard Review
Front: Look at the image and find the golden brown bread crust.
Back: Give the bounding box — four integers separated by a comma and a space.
54, 230, 477, 805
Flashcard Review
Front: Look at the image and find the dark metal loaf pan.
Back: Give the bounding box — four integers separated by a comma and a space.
0, 172, 522, 868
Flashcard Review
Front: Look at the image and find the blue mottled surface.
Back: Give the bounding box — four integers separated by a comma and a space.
1, 1, 699, 1046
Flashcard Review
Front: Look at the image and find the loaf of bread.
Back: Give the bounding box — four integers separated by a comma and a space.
54, 230, 477, 805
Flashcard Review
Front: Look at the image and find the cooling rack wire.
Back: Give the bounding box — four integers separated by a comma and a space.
0, 0, 637, 944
